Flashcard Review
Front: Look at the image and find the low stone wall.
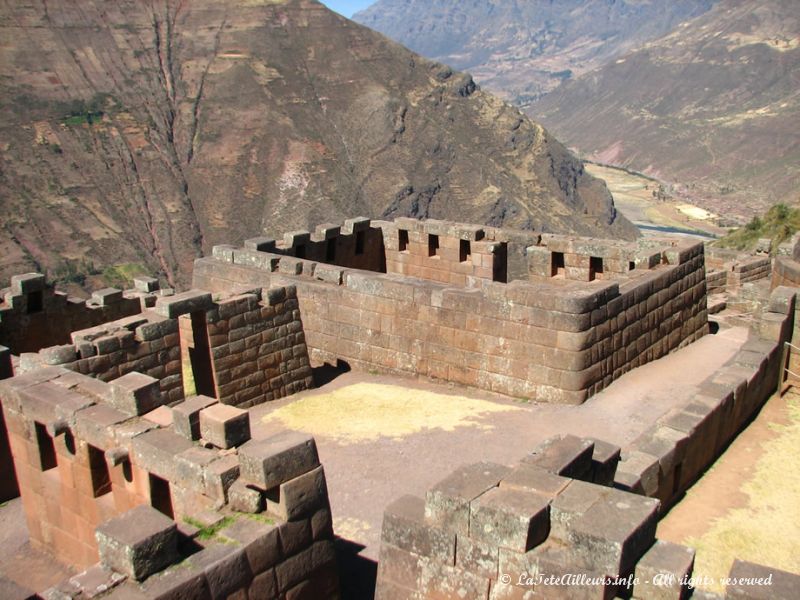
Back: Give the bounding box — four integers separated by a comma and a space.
615, 286, 795, 510
375, 435, 695, 599
0, 367, 339, 598
0, 273, 155, 355
705, 248, 772, 293
193, 237, 707, 404
772, 256, 800, 289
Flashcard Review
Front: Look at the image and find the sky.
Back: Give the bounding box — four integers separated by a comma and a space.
320, 0, 375, 18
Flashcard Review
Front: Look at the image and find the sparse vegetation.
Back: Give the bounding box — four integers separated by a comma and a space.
102, 262, 148, 289
50, 258, 99, 286
183, 516, 235, 541
714, 203, 800, 253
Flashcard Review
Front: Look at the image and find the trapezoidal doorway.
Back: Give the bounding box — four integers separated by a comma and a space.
180, 310, 216, 398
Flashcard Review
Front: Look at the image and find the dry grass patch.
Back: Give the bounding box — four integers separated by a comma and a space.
261, 382, 522, 443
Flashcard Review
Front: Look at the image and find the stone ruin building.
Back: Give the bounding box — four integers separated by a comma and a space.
0, 216, 798, 599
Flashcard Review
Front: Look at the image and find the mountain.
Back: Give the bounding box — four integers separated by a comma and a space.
534, 0, 800, 220
0, 0, 635, 290
353, 0, 716, 106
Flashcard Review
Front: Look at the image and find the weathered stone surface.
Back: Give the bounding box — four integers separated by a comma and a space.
0, 575, 37, 600
425, 461, 511, 535
154, 290, 213, 319
108, 372, 162, 416
567, 492, 660, 577
95, 505, 178, 581
266, 465, 328, 521
238, 432, 319, 490
417, 561, 491, 600
131, 428, 194, 481
133, 277, 160, 293
614, 450, 661, 497
522, 435, 594, 480
549, 480, 607, 542
381, 495, 455, 562
726, 559, 800, 600
172, 395, 218, 440
199, 404, 250, 449
456, 535, 500, 579
500, 463, 571, 497
634, 540, 695, 600
219, 517, 281, 575
587, 438, 621, 486
228, 479, 265, 514
470, 486, 550, 552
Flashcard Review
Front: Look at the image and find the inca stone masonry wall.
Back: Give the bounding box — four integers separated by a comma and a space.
0, 273, 154, 355
0, 364, 339, 598
194, 218, 708, 404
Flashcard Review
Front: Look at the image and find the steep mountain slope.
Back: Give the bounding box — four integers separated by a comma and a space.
354, 0, 715, 106
534, 0, 800, 219
0, 0, 634, 288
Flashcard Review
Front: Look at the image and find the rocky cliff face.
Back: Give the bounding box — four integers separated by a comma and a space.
0, 0, 635, 288
533, 0, 800, 218
354, 0, 715, 106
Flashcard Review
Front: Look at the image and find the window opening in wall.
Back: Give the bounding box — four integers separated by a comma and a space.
35, 422, 57, 471
122, 461, 133, 483
399, 229, 409, 252
459, 239, 471, 262
149, 473, 174, 518
589, 256, 604, 281
428, 234, 439, 257
27, 290, 43, 314
551, 252, 565, 277
326, 239, 336, 262
182, 311, 216, 398
629, 261, 636, 271
89, 444, 112, 497
355, 231, 366, 255
492, 242, 508, 283
295, 244, 306, 259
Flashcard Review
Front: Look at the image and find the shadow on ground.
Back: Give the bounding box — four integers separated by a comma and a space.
336, 537, 377, 600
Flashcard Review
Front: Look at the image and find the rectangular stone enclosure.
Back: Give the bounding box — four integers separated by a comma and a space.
194, 217, 708, 404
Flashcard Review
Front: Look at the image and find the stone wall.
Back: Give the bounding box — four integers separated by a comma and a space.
0, 273, 155, 355
193, 232, 707, 404
615, 286, 794, 510
772, 256, 800, 289
21, 286, 313, 409
705, 248, 772, 293
0, 366, 339, 598
375, 435, 698, 600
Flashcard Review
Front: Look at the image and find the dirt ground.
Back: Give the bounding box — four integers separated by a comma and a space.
658, 388, 800, 594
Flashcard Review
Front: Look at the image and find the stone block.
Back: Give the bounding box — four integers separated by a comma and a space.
614, 450, 661, 497
245, 237, 277, 252
40, 344, 77, 366
567, 493, 660, 577
133, 276, 160, 293
0, 576, 37, 600
587, 438, 621, 486
634, 540, 695, 600
10, 273, 46, 295
229, 479, 265, 514
456, 536, 499, 579
522, 435, 595, 480
218, 517, 280, 575
238, 431, 319, 490
535, 544, 619, 599
377, 543, 425, 592
108, 372, 162, 416
549, 480, 607, 542
266, 465, 328, 521
131, 428, 194, 481
500, 463, 571, 497
154, 290, 213, 318
381, 495, 455, 562
470, 486, 550, 552
203, 454, 241, 501
95, 505, 178, 581
425, 461, 511, 535
92, 288, 123, 306
726, 559, 800, 600
199, 404, 250, 449
172, 395, 218, 440
417, 561, 491, 600
190, 541, 251, 599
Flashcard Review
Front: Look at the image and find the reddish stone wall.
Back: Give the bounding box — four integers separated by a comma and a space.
193, 236, 707, 404
772, 256, 800, 289
0, 273, 149, 355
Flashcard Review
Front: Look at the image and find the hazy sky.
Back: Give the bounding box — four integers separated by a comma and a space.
321, 0, 374, 18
